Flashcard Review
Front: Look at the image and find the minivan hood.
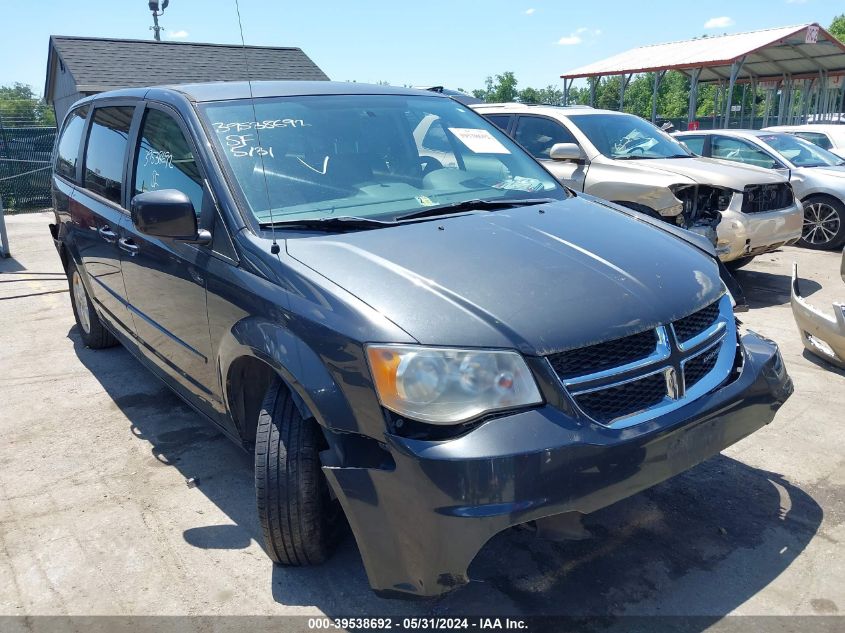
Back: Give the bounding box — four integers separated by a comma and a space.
628, 156, 786, 188
285, 198, 723, 355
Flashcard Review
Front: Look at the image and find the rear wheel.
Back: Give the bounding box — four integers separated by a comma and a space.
800, 196, 845, 250
255, 378, 342, 565
67, 260, 117, 349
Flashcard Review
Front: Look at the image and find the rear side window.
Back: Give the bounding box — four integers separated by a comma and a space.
485, 114, 512, 132
55, 106, 88, 180
133, 108, 204, 216
513, 116, 577, 159
83, 106, 135, 204
794, 131, 832, 150
679, 135, 705, 155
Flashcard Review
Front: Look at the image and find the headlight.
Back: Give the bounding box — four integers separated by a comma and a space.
366, 345, 543, 424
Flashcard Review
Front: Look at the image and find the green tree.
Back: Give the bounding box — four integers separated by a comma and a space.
0, 83, 55, 126
829, 14, 845, 42
518, 85, 564, 105
473, 72, 519, 103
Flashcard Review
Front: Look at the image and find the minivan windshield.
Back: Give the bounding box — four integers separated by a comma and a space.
200, 94, 566, 226
757, 133, 845, 168
567, 113, 692, 160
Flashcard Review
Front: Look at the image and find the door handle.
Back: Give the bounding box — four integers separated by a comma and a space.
98, 226, 117, 243
118, 237, 140, 256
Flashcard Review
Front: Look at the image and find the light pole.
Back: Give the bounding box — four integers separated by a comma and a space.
148, 0, 170, 41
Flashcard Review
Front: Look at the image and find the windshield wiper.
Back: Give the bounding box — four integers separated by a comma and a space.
259, 215, 397, 231
396, 198, 557, 221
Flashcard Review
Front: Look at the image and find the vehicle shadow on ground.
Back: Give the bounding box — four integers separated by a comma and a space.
70, 326, 823, 624
801, 349, 845, 377
733, 268, 821, 309
0, 256, 28, 273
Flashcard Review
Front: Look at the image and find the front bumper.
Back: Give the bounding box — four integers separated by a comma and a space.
323, 332, 792, 597
791, 262, 845, 368
716, 199, 803, 262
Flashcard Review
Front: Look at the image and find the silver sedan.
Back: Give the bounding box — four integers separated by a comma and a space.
675, 129, 845, 250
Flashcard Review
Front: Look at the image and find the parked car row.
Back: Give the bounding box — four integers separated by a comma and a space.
764, 123, 845, 160
50, 82, 794, 598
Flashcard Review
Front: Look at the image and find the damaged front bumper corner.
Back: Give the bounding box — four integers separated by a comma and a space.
791, 262, 845, 368
716, 198, 803, 263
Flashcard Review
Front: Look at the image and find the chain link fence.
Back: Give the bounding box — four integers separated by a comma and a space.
0, 123, 56, 213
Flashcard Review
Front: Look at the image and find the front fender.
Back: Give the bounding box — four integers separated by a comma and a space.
217, 316, 361, 436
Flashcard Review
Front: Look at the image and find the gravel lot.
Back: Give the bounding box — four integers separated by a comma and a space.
1, 212, 843, 627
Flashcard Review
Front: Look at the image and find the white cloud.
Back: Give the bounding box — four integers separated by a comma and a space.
525, 8, 535, 15
169, 30, 189, 38
558, 35, 582, 45
558, 27, 601, 45
704, 16, 734, 28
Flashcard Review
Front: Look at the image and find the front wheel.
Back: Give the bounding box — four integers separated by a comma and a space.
800, 196, 845, 250
67, 260, 117, 349
255, 378, 342, 565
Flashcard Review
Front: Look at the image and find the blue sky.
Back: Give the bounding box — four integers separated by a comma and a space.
2, 0, 843, 96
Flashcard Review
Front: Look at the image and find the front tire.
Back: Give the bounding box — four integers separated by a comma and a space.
255, 378, 342, 565
800, 195, 845, 250
67, 260, 117, 349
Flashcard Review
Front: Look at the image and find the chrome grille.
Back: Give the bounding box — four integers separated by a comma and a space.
548, 295, 735, 429
574, 373, 667, 424
683, 344, 721, 389
548, 329, 657, 380
673, 302, 720, 343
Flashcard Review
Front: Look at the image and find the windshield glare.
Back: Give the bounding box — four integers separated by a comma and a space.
567, 113, 691, 160
758, 133, 844, 168
200, 95, 566, 225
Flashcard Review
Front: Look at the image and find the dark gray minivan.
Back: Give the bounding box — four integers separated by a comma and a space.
50, 82, 793, 598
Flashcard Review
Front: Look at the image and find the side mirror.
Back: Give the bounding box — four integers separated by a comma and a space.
549, 142, 585, 162
130, 189, 210, 244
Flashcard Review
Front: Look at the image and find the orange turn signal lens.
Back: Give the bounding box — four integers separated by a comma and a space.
366, 346, 401, 400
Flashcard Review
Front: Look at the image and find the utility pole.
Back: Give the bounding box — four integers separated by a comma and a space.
148, 0, 170, 41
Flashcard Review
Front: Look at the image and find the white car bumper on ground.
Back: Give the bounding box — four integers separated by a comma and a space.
791, 262, 845, 369
716, 197, 803, 262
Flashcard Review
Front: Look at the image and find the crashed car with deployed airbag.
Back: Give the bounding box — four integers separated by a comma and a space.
50, 82, 793, 598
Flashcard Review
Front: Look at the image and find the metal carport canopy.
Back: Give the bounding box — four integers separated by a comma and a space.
560, 23, 845, 83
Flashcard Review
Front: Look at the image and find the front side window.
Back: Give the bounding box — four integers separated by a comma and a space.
83, 106, 135, 204
513, 116, 577, 160
711, 136, 779, 169
134, 108, 204, 216
55, 106, 88, 180
758, 133, 844, 168
567, 113, 692, 160
200, 94, 566, 225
